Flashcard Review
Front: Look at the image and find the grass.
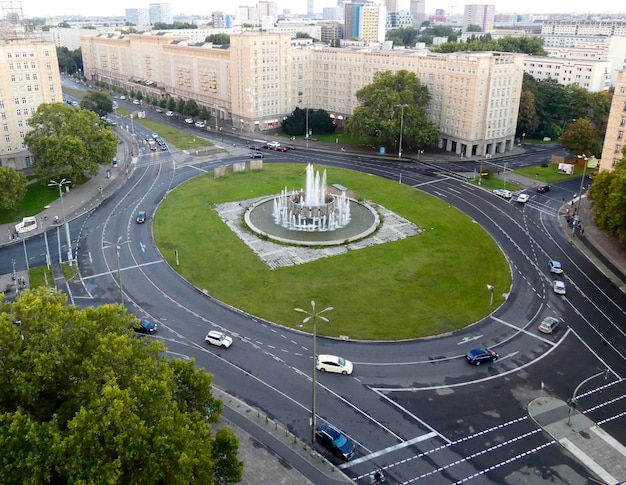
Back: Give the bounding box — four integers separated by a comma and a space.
28, 266, 54, 288
154, 163, 511, 340
514, 163, 597, 183
0, 182, 60, 225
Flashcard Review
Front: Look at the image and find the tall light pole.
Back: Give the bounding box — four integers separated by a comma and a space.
214, 104, 218, 131
103, 237, 131, 305
48, 179, 72, 262
294, 300, 333, 446
575, 154, 588, 220
396, 104, 409, 159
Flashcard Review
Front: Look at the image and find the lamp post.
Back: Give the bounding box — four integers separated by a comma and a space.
294, 300, 333, 446
214, 104, 218, 131
103, 237, 131, 305
567, 369, 610, 425
48, 179, 72, 262
575, 154, 588, 220
396, 104, 409, 159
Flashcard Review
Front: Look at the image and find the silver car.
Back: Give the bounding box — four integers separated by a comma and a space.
538, 316, 560, 334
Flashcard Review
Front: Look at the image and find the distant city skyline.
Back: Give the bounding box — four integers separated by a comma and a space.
18, 0, 625, 19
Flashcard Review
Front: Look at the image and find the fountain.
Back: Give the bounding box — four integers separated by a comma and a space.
272, 164, 351, 232
245, 163, 379, 246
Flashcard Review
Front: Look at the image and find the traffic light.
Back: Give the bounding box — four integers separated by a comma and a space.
567, 398, 578, 410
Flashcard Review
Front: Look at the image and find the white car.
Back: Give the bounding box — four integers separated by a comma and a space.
185, 118, 194, 124
493, 188, 513, 199
132, 99, 140, 105
516, 193, 529, 203
553, 280, 566, 295
538, 316, 560, 334
267, 141, 281, 148
205, 330, 233, 348
120, 95, 126, 100
194, 121, 205, 128
316, 354, 353, 375
165, 111, 174, 117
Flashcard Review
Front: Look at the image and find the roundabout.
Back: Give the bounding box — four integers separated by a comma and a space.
153, 162, 512, 339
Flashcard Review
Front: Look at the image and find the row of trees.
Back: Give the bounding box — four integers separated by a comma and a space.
588, 155, 626, 242
0, 289, 243, 484
281, 107, 336, 136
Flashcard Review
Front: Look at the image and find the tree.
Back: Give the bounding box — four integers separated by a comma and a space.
588, 157, 626, 242
345, 70, 439, 150
80, 90, 114, 118
561, 119, 602, 158
0, 166, 28, 210
466, 24, 482, 32
206, 33, 230, 44
281, 107, 336, 136
24, 103, 118, 181
517, 90, 539, 140
183, 99, 200, 118
0, 288, 241, 485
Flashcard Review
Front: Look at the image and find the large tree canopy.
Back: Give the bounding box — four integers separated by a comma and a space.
345, 70, 439, 151
0, 166, 28, 211
0, 288, 243, 485
588, 157, 626, 243
24, 103, 118, 181
561, 118, 602, 158
80, 89, 114, 118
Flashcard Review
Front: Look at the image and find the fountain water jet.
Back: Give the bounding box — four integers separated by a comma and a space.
272, 164, 351, 232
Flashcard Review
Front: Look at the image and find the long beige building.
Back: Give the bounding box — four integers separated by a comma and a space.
0, 39, 63, 170
81, 32, 525, 156
599, 70, 626, 172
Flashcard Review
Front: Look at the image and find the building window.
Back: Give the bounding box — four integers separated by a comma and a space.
618, 131, 624, 141
615, 144, 622, 154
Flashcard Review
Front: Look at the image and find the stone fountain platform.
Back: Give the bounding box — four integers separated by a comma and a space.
215, 197, 422, 269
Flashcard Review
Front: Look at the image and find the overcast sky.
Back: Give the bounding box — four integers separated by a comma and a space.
20, 0, 624, 19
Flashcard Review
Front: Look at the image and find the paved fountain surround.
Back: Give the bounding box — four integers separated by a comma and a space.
215, 197, 423, 270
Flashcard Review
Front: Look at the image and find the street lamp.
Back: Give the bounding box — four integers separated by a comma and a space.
48, 179, 72, 262
294, 300, 333, 446
566, 369, 610, 425
103, 237, 131, 305
396, 104, 409, 159
214, 104, 218, 131
575, 154, 588, 223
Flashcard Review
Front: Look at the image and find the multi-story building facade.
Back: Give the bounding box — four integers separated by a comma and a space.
81, 31, 524, 156
523, 55, 612, 92
409, 0, 426, 27
0, 39, 63, 170
125, 8, 150, 27
541, 20, 626, 37
149, 3, 173, 25
599, 70, 626, 172
463, 4, 495, 33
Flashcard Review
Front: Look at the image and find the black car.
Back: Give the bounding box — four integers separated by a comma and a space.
536, 184, 550, 193
465, 348, 499, 365
315, 424, 355, 460
134, 319, 157, 334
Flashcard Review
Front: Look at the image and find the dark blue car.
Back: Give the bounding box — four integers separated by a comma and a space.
465, 348, 499, 365
315, 423, 355, 460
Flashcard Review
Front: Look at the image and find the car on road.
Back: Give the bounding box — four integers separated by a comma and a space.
315, 424, 355, 460
285, 145, 297, 150
136, 211, 146, 223
250, 151, 264, 158
275, 146, 288, 152
205, 330, 233, 348
465, 348, 499, 365
185, 118, 194, 124
316, 354, 353, 375
151, 133, 158, 139
166, 111, 174, 117
248, 144, 261, 150
119, 95, 126, 100
493, 188, 513, 199
516, 193, 529, 203
132, 99, 140, 105
134, 318, 157, 334
536, 184, 550, 193
538, 316, 561, 334
155, 107, 163, 113
553, 280, 566, 295
265, 141, 280, 149
149, 143, 158, 151
194, 121, 205, 128
548, 260, 563, 274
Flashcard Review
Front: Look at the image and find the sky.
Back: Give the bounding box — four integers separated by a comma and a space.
19, 0, 624, 19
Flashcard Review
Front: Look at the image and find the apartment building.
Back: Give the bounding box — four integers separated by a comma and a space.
541, 20, 626, 37
81, 31, 524, 156
463, 4, 495, 33
125, 8, 150, 28
599, 70, 626, 172
0, 39, 63, 170
524, 55, 611, 92
149, 3, 173, 25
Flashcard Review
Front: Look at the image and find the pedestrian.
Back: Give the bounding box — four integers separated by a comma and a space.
566, 209, 570, 217
580, 226, 585, 236
571, 199, 574, 206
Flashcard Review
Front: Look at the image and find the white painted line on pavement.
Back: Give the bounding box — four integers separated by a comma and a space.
82, 258, 165, 280
340, 431, 438, 468
491, 316, 556, 346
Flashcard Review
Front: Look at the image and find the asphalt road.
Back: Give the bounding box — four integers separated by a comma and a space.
3, 102, 626, 484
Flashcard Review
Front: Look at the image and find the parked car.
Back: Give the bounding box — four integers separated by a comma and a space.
194, 121, 205, 128
548, 260, 563, 274
516, 193, 529, 203
250, 151, 264, 158
553, 280, 566, 295
493, 188, 513, 199
316, 354, 353, 375
205, 330, 233, 348
134, 318, 157, 334
536, 184, 550, 193
465, 348, 499, 365
538, 316, 561, 334
315, 424, 355, 460
185, 118, 194, 124
165, 111, 174, 117
136, 211, 146, 223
